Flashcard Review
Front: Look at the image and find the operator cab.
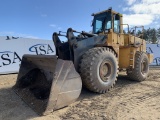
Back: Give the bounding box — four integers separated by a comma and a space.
92, 8, 122, 34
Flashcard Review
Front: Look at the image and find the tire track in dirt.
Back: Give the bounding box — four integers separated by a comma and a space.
59, 70, 160, 120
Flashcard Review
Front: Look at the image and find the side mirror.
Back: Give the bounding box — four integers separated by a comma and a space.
90, 20, 93, 27
115, 14, 120, 20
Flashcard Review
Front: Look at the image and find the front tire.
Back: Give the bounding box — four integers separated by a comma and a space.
79, 47, 118, 93
127, 51, 149, 81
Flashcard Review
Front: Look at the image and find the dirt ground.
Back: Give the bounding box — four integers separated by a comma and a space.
0, 69, 160, 120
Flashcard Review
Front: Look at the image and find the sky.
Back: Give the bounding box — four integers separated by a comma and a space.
0, 0, 160, 40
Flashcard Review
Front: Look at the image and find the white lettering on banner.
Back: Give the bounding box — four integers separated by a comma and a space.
29, 44, 54, 55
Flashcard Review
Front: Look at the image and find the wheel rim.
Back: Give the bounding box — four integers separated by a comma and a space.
99, 60, 112, 82
141, 59, 148, 75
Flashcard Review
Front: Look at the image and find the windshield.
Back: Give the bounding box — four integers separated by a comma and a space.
93, 12, 112, 34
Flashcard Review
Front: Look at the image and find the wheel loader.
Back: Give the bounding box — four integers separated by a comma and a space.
13, 8, 153, 115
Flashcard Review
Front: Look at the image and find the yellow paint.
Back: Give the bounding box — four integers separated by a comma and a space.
147, 53, 154, 63
96, 9, 153, 69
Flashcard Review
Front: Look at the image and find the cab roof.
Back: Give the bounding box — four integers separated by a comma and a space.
92, 8, 121, 16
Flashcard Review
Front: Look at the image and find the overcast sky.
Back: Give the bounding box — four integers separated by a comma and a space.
0, 0, 160, 40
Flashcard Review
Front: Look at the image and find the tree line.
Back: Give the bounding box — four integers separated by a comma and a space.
136, 28, 160, 44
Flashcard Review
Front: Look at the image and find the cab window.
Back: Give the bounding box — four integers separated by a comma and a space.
114, 14, 120, 33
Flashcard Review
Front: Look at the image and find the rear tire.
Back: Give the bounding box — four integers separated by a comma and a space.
79, 47, 118, 93
127, 51, 149, 81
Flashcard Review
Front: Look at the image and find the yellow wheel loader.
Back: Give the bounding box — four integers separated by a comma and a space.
13, 8, 153, 115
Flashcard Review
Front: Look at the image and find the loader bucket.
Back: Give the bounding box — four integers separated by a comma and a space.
13, 54, 82, 115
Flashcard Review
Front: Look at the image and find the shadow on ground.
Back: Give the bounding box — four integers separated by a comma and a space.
78, 74, 138, 100
0, 87, 38, 120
